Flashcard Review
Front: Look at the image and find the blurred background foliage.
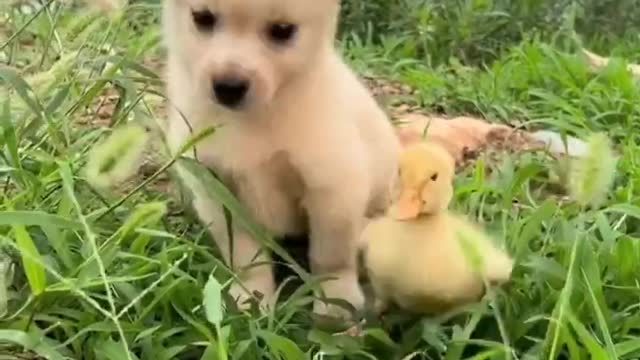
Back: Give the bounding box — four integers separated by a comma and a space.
339, 0, 640, 65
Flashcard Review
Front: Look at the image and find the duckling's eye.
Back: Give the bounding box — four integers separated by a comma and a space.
192, 9, 218, 32
431, 173, 438, 181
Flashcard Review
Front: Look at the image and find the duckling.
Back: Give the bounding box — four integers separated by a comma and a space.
363, 142, 513, 315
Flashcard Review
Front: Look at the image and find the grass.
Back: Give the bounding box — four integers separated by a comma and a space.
2, 0, 640, 359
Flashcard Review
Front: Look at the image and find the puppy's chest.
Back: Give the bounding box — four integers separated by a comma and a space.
199, 131, 306, 235
197, 126, 274, 170
235, 152, 306, 235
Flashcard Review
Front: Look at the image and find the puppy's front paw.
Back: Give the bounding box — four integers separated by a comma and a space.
373, 298, 389, 317
313, 272, 365, 320
228, 271, 276, 312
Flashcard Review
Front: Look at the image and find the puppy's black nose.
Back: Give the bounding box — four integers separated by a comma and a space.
212, 77, 250, 109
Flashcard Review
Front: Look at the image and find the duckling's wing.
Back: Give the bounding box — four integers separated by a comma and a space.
484, 250, 514, 285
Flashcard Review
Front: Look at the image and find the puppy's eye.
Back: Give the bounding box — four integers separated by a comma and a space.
431, 173, 438, 181
268, 23, 297, 44
192, 9, 217, 32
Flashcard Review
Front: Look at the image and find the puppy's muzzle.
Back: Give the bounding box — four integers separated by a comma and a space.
212, 76, 250, 109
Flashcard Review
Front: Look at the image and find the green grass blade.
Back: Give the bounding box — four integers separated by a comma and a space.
615, 339, 640, 358
0, 254, 9, 316
544, 221, 581, 359
58, 161, 133, 360
0, 211, 83, 229
566, 311, 608, 360
257, 330, 306, 360
12, 224, 46, 296
0, 68, 45, 116
203, 274, 224, 327
581, 269, 617, 359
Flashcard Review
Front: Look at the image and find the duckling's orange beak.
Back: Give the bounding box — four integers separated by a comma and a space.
394, 188, 423, 220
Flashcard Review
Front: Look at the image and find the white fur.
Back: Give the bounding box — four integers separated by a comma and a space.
161, 0, 400, 318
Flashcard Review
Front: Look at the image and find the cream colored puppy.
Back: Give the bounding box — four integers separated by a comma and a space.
161, 0, 400, 318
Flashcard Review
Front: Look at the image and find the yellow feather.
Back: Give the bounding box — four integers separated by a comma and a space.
364, 141, 513, 315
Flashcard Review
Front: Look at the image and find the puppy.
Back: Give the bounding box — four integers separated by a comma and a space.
161, 0, 400, 318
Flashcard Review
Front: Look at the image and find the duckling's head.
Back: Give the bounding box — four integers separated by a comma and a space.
393, 141, 456, 220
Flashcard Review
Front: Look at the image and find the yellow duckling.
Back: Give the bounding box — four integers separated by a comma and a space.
363, 142, 514, 315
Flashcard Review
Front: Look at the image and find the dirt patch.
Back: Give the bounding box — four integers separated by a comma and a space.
363, 76, 426, 119
394, 113, 545, 171
460, 125, 545, 170
362, 76, 550, 171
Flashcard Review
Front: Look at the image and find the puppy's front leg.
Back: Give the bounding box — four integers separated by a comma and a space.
224, 229, 276, 309
178, 166, 276, 309
306, 189, 366, 319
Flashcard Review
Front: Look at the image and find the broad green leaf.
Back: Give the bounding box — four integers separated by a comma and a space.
0, 330, 66, 360
158, 345, 187, 360
613, 236, 638, 284
203, 274, 224, 327
364, 328, 396, 348
201, 344, 218, 360
503, 162, 543, 208
95, 338, 140, 360
0, 68, 45, 117
516, 199, 557, 256
594, 212, 617, 254
446, 312, 483, 360
606, 203, 640, 220
12, 225, 46, 296
562, 323, 583, 360
258, 330, 306, 360
40, 225, 74, 270
307, 329, 341, 354
44, 84, 72, 114
231, 340, 253, 360
0, 211, 83, 230
616, 338, 640, 358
